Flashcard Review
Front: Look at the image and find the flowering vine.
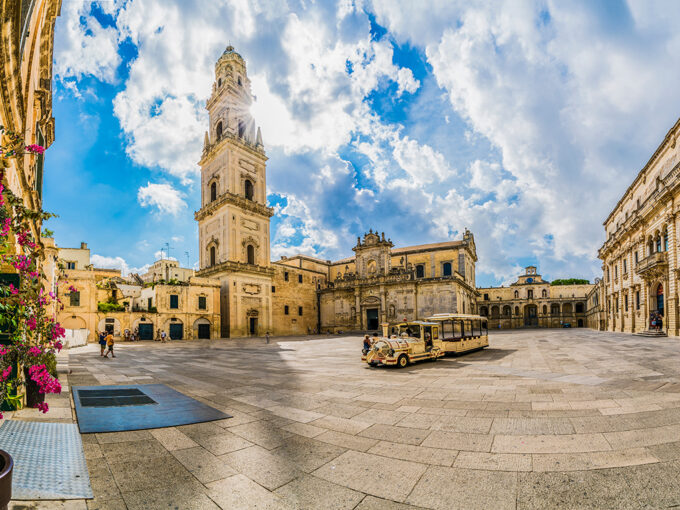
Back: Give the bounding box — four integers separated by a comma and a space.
0, 125, 62, 416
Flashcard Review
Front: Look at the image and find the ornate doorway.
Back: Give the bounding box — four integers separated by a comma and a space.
366, 309, 379, 330
524, 305, 538, 326
657, 283, 664, 316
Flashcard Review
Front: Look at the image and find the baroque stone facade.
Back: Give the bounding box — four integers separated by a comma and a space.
599, 116, 680, 335
477, 266, 592, 329
0, 0, 61, 277
318, 230, 479, 332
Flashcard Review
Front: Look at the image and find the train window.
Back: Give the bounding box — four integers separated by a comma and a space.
473, 320, 481, 336
432, 327, 439, 339
464, 320, 472, 338
399, 324, 420, 338
453, 321, 463, 339
442, 320, 454, 339
482, 321, 488, 334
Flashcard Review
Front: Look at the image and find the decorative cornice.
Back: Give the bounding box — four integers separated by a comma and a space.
200, 130, 266, 164
195, 191, 274, 221
196, 260, 274, 278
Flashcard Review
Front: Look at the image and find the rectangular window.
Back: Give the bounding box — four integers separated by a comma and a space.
147, 297, 153, 310
623, 260, 627, 274
284, 305, 289, 315
170, 295, 179, 309
483, 293, 489, 301
198, 296, 206, 310
271, 286, 276, 293
66, 262, 76, 270
284, 272, 289, 282
298, 306, 303, 316
298, 274, 303, 283
624, 294, 628, 311
69, 291, 80, 307
614, 266, 618, 278
635, 251, 638, 265
636, 291, 640, 310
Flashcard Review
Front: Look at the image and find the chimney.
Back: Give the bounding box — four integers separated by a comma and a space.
81, 242, 88, 250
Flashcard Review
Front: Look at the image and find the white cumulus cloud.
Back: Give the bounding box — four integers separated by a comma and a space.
137, 182, 186, 215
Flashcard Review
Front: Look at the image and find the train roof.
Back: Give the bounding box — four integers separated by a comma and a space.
426, 313, 486, 320
395, 321, 438, 326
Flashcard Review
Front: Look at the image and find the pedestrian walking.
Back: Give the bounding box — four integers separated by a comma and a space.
657, 315, 663, 332
104, 332, 115, 358
265, 331, 270, 344
156, 328, 161, 341
98, 330, 107, 357
133, 327, 139, 342
160, 330, 167, 343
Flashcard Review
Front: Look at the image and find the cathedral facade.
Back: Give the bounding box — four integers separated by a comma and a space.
194, 47, 480, 337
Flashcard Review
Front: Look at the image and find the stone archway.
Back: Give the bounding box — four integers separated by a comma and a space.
524, 304, 538, 327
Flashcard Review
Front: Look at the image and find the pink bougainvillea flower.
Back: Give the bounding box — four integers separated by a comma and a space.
36, 402, 48, 414
0, 366, 11, 381
28, 346, 42, 357
26, 317, 37, 330
0, 346, 8, 356
68, 285, 77, 293
24, 144, 45, 155
1, 218, 11, 237
8, 284, 18, 295
48, 291, 55, 299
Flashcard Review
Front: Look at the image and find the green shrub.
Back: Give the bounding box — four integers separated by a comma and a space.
97, 302, 125, 313
551, 278, 590, 286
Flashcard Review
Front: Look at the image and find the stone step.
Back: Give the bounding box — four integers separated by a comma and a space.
634, 330, 668, 337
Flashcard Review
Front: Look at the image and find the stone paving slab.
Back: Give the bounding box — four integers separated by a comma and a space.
28, 328, 680, 509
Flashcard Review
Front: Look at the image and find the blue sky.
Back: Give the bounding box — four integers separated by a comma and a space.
46, 0, 680, 285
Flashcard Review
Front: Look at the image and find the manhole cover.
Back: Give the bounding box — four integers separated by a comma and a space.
77, 388, 157, 408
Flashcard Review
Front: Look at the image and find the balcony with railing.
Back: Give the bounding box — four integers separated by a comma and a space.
635, 251, 667, 278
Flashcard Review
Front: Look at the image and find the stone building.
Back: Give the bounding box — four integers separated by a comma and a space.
194, 46, 276, 338
55, 243, 220, 342
0, 0, 61, 269
598, 116, 680, 335
586, 279, 606, 331
137, 258, 195, 283
477, 267, 592, 329
318, 230, 479, 332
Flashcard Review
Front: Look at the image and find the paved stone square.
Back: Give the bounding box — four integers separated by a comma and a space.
16, 328, 680, 509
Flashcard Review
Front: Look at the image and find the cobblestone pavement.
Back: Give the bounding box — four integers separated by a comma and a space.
12, 328, 680, 509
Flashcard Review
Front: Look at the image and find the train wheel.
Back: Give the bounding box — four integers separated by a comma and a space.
398, 355, 408, 368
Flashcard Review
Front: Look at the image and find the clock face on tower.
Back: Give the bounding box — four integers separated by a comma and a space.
526, 277, 534, 283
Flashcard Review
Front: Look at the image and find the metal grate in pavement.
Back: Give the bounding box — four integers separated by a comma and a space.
72, 384, 231, 434
0, 420, 92, 500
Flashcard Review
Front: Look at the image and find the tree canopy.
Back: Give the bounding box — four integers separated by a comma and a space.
551, 278, 590, 286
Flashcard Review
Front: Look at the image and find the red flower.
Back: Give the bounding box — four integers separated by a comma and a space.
24, 145, 45, 155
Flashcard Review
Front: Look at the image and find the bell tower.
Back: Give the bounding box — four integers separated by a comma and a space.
195, 46, 274, 338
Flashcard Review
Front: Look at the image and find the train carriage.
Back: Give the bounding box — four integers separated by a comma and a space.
426, 313, 489, 354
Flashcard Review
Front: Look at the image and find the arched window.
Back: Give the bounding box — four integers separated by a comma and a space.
542, 289, 547, 298
664, 230, 669, 251
415, 265, 424, 278
491, 305, 499, 318
527, 290, 533, 299
210, 182, 217, 202
209, 246, 216, 266
480, 306, 488, 317
244, 179, 254, 200
218, 78, 222, 87
216, 121, 223, 140
442, 262, 452, 276
238, 120, 246, 138
238, 76, 242, 86
542, 305, 547, 315
514, 290, 519, 299
503, 305, 511, 317
575, 303, 584, 313
656, 235, 662, 253
551, 303, 560, 315
247, 244, 255, 265
514, 306, 519, 315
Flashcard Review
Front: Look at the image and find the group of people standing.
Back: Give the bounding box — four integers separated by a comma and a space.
651, 312, 664, 332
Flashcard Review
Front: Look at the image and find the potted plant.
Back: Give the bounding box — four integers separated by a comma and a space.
0, 127, 64, 500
